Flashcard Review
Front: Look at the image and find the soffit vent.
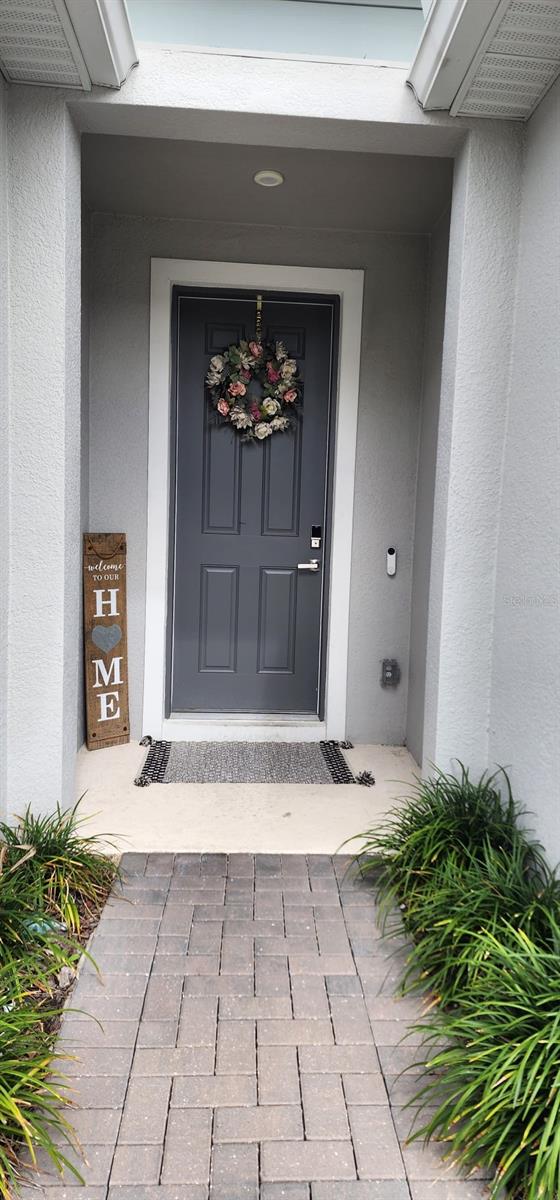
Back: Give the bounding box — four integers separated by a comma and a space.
0, 0, 90, 89
451, 0, 560, 120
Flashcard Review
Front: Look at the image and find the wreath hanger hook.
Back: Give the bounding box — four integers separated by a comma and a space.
255, 293, 263, 341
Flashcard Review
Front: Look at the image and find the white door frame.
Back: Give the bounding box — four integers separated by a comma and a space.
143, 258, 364, 742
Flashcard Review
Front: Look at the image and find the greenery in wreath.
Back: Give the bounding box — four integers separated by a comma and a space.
206, 339, 301, 441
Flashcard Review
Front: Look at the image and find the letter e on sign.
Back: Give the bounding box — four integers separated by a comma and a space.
83, 534, 130, 750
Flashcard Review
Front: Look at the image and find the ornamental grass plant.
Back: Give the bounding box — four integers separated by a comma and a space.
0, 801, 118, 1197
0, 801, 118, 933
411, 927, 560, 1200
349, 765, 560, 1199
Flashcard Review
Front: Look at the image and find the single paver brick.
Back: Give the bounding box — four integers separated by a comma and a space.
74, 973, 148, 999
212, 1142, 258, 1187
214, 1105, 303, 1143
67, 1075, 128, 1109
262, 1187, 310, 1199
289, 954, 355, 976
255, 956, 291, 996
58, 1107, 120, 1145
216, 1019, 255, 1074
156, 934, 190, 955
325, 975, 363, 997
188, 921, 223, 954
330, 996, 374, 1045
185, 975, 253, 998
348, 1107, 406, 1180
312, 1184, 410, 1199
64, 1048, 133, 1077
262, 1141, 356, 1182
299, 1046, 380, 1074
67, 995, 144, 1023
290, 976, 330, 1019
103, 903, 164, 921
137, 1019, 179, 1047
108, 1188, 207, 1199
377, 1045, 425, 1076
172, 1075, 257, 1108
118, 1076, 171, 1143
33, 1142, 114, 1186
258, 1045, 300, 1105
258, 1019, 334, 1046
111, 1143, 162, 1185
193, 903, 252, 922
219, 996, 292, 1020
178, 995, 218, 1045
132, 1046, 214, 1075
407, 1184, 490, 1200
143, 975, 183, 1021
371, 1020, 425, 1047
161, 1109, 212, 1184
220, 936, 254, 975
301, 1073, 349, 1139
61, 1019, 138, 1049
94, 919, 161, 938
342, 1074, 388, 1105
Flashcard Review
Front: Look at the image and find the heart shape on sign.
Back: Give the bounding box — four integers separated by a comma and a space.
91, 624, 122, 653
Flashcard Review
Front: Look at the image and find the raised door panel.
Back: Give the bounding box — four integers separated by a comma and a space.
198, 565, 239, 673
257, 568, 297, 674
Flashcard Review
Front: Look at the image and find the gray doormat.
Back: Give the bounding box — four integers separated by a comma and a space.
135, 739, 374, 787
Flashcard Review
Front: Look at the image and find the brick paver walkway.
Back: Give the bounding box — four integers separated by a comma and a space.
22, 853, 487, 1200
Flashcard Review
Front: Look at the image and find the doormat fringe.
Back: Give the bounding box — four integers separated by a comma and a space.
134, 739, 375, 788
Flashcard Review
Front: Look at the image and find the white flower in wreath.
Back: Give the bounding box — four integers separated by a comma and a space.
270, 416, 290, 432
262, 397, 281, 417
275, 342, 288, 361
230, 408, 253, 430
281, 359, 297, 380
209, 355, 225, 372
254, 422, 273, 440
206, 371, 221, 387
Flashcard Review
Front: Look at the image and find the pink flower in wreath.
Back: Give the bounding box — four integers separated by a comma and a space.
249, 341, 262, 358
267, 363, 281, 384
283, 388, 297, 404
241, 369, 251, 381
217, 399, 230, 417
250, 404, 261, 422
228, 381, 246, 397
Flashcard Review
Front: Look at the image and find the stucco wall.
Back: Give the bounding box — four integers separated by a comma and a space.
87, 213, 428, 744
6, 87, 82, 817
406, 209, 449, 764
489, 78, 560, 862
0, 80, 8, 820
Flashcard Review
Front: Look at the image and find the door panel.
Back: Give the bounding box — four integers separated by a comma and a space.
169, 291, 336, 714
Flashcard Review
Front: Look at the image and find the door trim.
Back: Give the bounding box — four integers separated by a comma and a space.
144, 259, 364, 741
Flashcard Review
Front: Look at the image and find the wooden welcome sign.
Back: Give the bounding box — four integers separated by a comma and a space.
83, 534, 130, 751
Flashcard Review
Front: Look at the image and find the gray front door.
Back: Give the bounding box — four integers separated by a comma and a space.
169, 289, 338, 715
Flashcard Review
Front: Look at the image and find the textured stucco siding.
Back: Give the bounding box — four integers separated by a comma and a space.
0, 81, 8, 820
406, 209, 449, 765
86, 214, 428, 745
489, 78, 560, 862
6, 87, 82, 817
423, 125, 523, 775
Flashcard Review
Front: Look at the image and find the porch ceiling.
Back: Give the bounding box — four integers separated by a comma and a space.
82, 134, 452, 234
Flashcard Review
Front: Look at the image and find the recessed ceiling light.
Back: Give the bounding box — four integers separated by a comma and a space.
253, 169, 284, 188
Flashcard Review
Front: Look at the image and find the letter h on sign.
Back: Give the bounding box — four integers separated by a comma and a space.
83, 534, 130, 750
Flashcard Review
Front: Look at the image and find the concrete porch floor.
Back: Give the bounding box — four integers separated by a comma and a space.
75, 743, 419, 855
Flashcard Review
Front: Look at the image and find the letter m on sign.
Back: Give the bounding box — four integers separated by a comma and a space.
83, 534, 130, 750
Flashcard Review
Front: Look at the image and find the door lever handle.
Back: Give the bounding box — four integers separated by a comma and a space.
297, 559, 320, 572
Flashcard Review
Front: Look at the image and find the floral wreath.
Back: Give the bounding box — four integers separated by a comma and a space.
206, 337, 301, 442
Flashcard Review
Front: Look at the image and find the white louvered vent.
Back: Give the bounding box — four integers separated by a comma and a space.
0, 0, 90, 89
452, 0, 560, 120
